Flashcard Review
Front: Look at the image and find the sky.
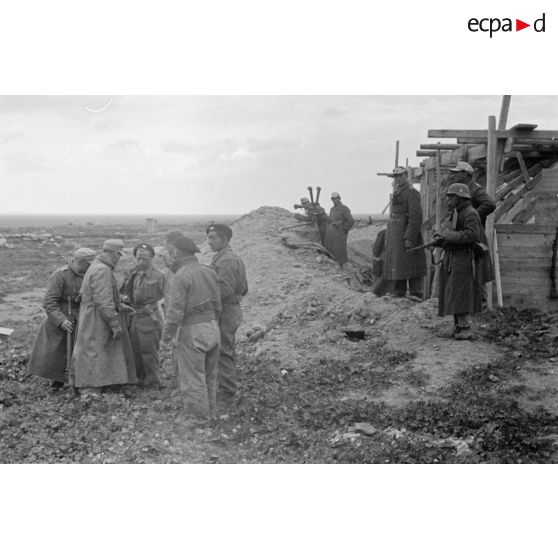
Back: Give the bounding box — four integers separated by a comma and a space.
1, 95, 558, 215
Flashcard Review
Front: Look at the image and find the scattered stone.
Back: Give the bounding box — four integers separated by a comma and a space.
354, 422, 378, 436
454, 440, 472, 456
488, 374, 499, 383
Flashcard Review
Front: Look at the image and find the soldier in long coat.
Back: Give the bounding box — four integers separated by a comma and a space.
72, 239, 137, 397
436, 183, 494, 340
324, 192, 355, 266
382, 166, 426, 300
28, 247, 96, 388
448, 161, 496, 305
206, 223, 248, 405
122, 243, 166, 388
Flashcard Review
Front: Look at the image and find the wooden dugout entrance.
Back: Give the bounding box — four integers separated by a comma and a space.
391, 96, 558, 311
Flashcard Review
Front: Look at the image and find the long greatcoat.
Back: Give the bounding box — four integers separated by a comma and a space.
72, 256, 137, 388
122, 266, 165, 386
324, 202, 355, 264
438, 203, 494, 316
383, 182, 426, 280
28, 264, 84, 382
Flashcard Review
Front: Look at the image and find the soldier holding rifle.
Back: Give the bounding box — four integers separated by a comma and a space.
430, 183, 493, 340
28, 247, 96, 390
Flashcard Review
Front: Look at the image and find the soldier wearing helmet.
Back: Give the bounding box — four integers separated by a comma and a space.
433, 183, 494, 340
448, 161, 495, 227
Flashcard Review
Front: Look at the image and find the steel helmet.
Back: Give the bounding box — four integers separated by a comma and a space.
446, 183, 471, 199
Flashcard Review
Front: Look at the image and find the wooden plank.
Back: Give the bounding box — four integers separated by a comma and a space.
512, 197, 537, 224
497, 96, 511, 173
494, 173, 541, 221
498, 96, 512, 130
514, 151, 531, 183
493, 228, 503, 307
435, 151, 441, 231
457, 138, 487, 144
486, 115, 497, 311
511, 123, 538, 131
496, 163, 542, 201
429, 129, 558, 140
419, 144, 461, 150
512, 144, 558, 152
423, 143, 486, 170
500, 262, 554, 274
417, 150, 438, 157
495, 223, 556, 234
498, 197, 528, 224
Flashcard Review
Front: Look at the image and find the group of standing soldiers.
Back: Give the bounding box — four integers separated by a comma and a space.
372, 161, 496, 339
28, 224, 248, 427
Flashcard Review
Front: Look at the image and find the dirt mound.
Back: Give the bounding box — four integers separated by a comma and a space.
213, 206, 502, 406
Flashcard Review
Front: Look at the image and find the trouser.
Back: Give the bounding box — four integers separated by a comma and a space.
175, 320, 220, 423
393, 277, 423, 298
218, 304, 243, 396
453, 313, 472, 329
373, 278, 393, 297
134, 319, 162, 386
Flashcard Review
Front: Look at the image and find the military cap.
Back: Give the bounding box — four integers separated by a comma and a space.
330, 192, 341, 199
73, 247, 96, 261
206, 223, 233, 241
133, 243, 155, 257
165, 229, 185, 244
388, 166, 408, 177
446, 183, 471, 199
102, 239, 125, 255
174, 236, 201, 253
448, 161, 474, 174
300, 197, 310, 204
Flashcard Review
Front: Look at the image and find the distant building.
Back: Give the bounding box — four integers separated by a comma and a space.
145, 218, 158, 234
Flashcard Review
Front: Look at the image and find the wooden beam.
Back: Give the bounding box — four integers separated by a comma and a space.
514, 151, 531, 184
457, 138, 487, 144
493, 229, 503, 307
395, 140, 399, 168
429, 129, 558, 140
496, 163, 542, 201
494, 173, 542, 221
510, 123, 538, 131
435, 151, 441, 232
498, 96, 512, 131
497, 96, 511, 172
486, 115, 497, 311
419, 144, 461, 150
416, 150, 438, 157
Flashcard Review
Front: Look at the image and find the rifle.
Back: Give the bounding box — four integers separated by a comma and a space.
280, 222, 313, 231
551, 227, 558, 299
65, 296, 73, 386
406, 238, 443, 252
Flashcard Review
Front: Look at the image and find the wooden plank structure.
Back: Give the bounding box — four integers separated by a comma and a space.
405, 96, 558, 311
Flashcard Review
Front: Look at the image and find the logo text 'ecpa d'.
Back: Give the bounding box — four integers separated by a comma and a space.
468, 13, 546, 37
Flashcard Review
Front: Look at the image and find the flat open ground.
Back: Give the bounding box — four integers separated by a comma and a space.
2, 207, 558, 463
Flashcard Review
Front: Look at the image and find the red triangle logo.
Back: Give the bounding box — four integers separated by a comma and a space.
516, 19, 530, 31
